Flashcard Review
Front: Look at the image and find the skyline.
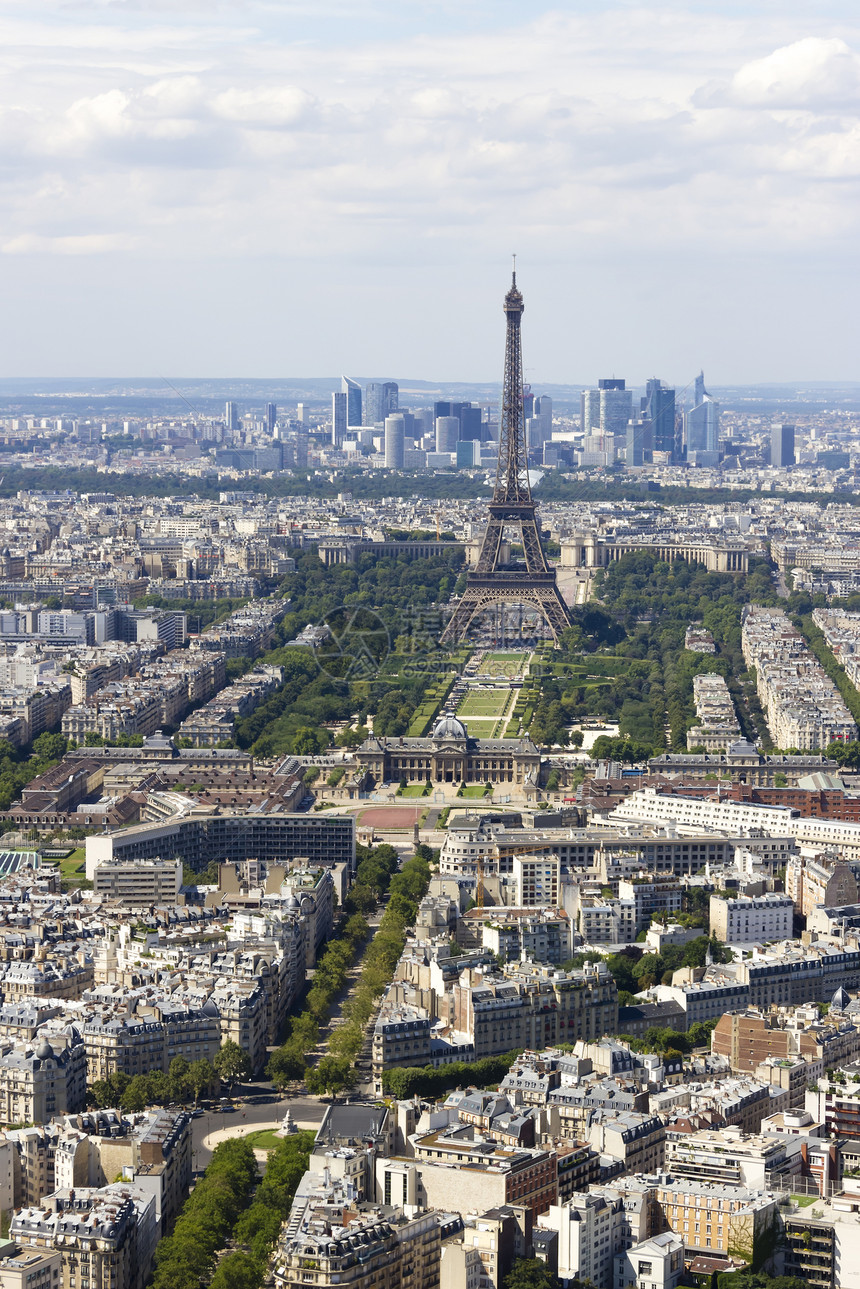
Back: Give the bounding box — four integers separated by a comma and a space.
2, 2, 860, 380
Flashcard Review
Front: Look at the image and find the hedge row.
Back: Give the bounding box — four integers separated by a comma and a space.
382, 1049, 521, 1099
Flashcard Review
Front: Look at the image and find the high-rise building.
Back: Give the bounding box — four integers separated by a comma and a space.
410, 407, 433, 438
528, 395, 553, 451
771, 423, 796, 468
456, 440, 481, 468
580, 388, 600, 435
296, 403, 308, 424
365, 381, 398, 425
433, 401, 482, 441
224, 401, 239, 433
581, 381, 632, 450
331, 392, 347, 446
599, 380, 632, 440
626, 419, 647, 467
461, 405, 483, 440
384, 414, 405, 469
265, 403, 277, 435
341, 377, 362, 428
435, 417, 459, 453
686, 372, 720, 465
643, 378, 676, 459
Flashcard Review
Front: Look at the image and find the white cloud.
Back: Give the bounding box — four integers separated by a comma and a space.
713, 36, 860, 109
211, 86, 314, 127
2, 2, 860, 375
1, 231, 135, 254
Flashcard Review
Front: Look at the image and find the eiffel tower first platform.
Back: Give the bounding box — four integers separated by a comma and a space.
441, 269, 571, 644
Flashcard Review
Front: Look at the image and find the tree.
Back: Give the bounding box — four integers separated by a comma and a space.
632, 953, 664, 990
292, 725, 326, 756
306, 1055, 355, 1097
120, 1076, 150, 1113
169, 1056, 192, 1103
501, 1258, 561, 1289
208, 1252, 262, 1289
88, 1078, 111, 1108
189, 1059, 215, 1104
336, 725, 368, 748
267, 1046, 306, 1088
213, 1040, 251, 1090
32, 732, 68, 761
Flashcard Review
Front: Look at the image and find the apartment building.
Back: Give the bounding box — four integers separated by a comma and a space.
741, 606, 857, 749
272, 1191, 441, 1289
85, 812, 355, 875
587, 1112, 666, 1175
578, 898, 637, 946
712, 1007, 860, 1080
440, 819, 750, 881
686, 673, 741, 752
813, 608, 860, 692
1, 958, 94, 1004
652, 1178, 777, 1260
783, 1195, 860, 1289
0, 1249, 62, 1289
664, 1128, 801, 1189
786, 854, 860, 917
652, 980, 751, 1027
474, 909, 572, 965
82, 1007, 220, 1082
709, 893, 793, 943
62, 687, 163, 742
513, 855, 560, 907
11, 1185, 157, 1289
449, 962, 618, 1062
383, 1135, 558, 1223
549, 1082, 648, 1135
372, 1006, 433, 1079
537, 1192, 621, 1289
82, 1108, 192, 1235
617, 879, 683, 931
737, 942, 860, 1008
92, 858, 182, 905
0, 1038, 86, 1126
806, 1076, 860, 1138
614, 1233, 684, 1289
176, 665, 284, 746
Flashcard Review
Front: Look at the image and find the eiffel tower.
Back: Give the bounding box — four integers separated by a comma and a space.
441, 268, 571, 644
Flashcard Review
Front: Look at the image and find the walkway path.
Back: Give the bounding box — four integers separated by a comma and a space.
199, 1112, 326, 1168
192, 1095, 327, 1169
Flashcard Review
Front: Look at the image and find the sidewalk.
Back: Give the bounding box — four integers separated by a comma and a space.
201, 1111, 324, 1153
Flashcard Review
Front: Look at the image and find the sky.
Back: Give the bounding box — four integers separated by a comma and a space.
2, 0, 860, 385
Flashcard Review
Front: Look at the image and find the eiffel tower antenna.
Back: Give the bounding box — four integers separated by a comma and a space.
441, 268, 571, 644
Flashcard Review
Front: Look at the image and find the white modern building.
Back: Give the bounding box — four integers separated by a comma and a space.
709, 893, 794, 944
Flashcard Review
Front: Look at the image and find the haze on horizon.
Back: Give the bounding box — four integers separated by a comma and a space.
2, 0, 860, 387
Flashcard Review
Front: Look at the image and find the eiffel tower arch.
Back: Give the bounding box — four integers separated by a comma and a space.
441, 270, 571, 644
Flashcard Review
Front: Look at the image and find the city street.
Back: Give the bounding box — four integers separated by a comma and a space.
191, 1088, 328, 1170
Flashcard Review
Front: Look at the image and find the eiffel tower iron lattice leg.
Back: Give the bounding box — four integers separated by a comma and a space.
442, 575, 571, 643
441, 266, 571, 645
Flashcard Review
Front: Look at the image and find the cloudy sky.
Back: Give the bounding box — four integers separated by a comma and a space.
2, 0, 860, 385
